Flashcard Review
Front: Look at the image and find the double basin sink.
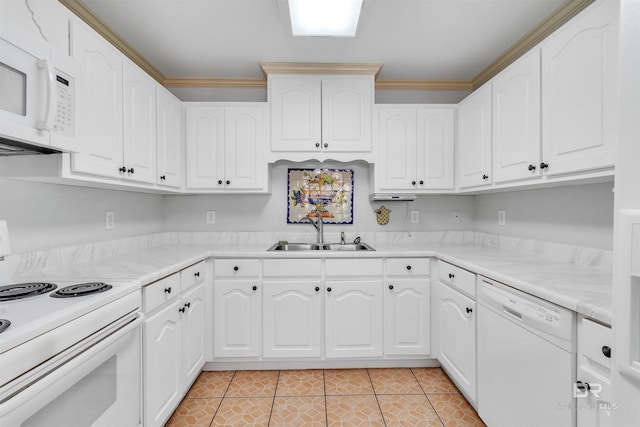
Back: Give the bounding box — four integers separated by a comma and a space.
268, 242, 375, 252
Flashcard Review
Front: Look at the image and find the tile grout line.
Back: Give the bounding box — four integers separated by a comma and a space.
410, 368, 446, 427
366, 368, 388, 427
208, 370, 237, 427
267, 370, 281, 426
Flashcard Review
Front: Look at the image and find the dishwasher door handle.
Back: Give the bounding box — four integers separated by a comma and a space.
502, 305, 523, 321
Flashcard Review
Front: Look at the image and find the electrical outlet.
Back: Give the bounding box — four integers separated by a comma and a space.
452, 210, 461, 223
410, 210, 419, 223
105, 211, 115, 230
206, 211, 216, 224
498, 209, 506, 226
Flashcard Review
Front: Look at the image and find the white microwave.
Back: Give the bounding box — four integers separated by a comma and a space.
0, 21, 78, 154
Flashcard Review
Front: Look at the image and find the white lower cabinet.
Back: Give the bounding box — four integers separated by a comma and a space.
143, 265, 207, 427
325, 280, 384, 358
263, 281, 322, 358
213, 280, 261, 358
434, 279, 477, 404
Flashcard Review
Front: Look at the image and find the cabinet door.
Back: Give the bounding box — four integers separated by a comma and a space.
457, 84, 492, 189
263, 281, 322, 358
376, 107, 417, 191
224, 105, 266, 190
123, 60, 156, 184
214, 280, 261, 358
417, 108, 455, 190
384, 279, 430, 356
492, 50, 541, 183
325, 280, 383, 358
157, 86, 183, 188
71, 22, 123, 178
541, 0, 618, 175
185, 106, 225, 189
435, 281, 477, 401
270, 76, 321, 152
322, 77, 373, 152
144, 300, 182, 427
182, 283, 206, 388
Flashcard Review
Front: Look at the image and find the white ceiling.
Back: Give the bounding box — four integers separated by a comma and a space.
82, 0, 565, 81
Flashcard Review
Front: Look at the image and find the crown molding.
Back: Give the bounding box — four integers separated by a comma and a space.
472, 0, 594, 89
260, 62, 383, 78
59, 0, 165, 84
163, 78, 267, 89
376, 80, 473, 91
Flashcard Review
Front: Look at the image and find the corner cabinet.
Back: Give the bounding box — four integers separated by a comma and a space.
541, 0, 618, 176
156, 86, 183, 188
185, 103, 268, 193
268, 75, 373, 161
375, 106, 455, 192
457, 84, 492, 189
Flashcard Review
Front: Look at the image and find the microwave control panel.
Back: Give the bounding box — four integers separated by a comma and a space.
53, 70, 74, 137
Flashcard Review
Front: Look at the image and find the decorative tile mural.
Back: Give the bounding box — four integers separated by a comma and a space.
288, 168, 354, 224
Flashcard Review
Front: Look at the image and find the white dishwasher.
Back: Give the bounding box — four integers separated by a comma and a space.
477, 276, 577, 427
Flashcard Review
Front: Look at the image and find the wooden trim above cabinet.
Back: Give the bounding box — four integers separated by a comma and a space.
62, 0, 593, 92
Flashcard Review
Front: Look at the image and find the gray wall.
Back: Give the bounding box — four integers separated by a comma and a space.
162, 161, 476, 234
474, 182, 615, 249
0, 178, 165, 253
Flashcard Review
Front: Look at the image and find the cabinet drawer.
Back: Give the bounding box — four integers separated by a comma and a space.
579, 317, 612, 369
325, 258, 383, 277
263, 259, 322, 277
181, 260, 206, 292
143, 272, 181, 313
438, 260, 476, 297
215, 259, 260, 277
386, 258, 430, 276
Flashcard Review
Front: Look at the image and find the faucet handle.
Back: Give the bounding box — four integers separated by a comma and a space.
354, 236, 361, 244
340, 231, 345, 245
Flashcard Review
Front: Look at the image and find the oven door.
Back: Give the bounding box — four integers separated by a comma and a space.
0, 312, 143, 427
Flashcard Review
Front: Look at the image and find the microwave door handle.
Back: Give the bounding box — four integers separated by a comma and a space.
37, 59, 56, 131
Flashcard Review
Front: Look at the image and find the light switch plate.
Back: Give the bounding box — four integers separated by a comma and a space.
105, 211, 115, 230
498, 209, 506, 226
452, 210, 461, 223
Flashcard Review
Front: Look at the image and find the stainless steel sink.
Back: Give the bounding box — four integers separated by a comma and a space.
267, 242, 375, 251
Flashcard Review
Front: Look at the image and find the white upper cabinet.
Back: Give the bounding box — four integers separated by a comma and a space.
71, 21, 123, 179
541, 0, 618, 176
123, 59, 157, 184
156, 87, 183, 188
457, 84, 492, 189
492, 49, 541, 184
376, 106, 454, 192
269, 75, 373, 160
185, 103, 267, 192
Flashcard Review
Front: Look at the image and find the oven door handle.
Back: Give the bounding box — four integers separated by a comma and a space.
0, 311, 143, 407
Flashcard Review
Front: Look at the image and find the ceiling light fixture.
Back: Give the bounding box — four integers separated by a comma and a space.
289, 0, 363, 37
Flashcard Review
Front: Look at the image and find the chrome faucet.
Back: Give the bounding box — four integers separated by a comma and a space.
301, 213, 324, 244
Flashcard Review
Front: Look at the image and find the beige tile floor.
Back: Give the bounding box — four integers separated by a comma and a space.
166, 367, 486, 427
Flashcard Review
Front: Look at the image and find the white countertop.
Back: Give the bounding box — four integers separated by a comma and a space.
2, 232, 613, 325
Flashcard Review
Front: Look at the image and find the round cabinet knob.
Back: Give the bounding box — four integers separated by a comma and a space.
164, 287, 172, 294
127, 168, 135, 174
411, 181, 416, 186
119, 166, 126, 173
466, 307, 473, 314
252, 285, 257, 291
218, 180, 223, 185
327, 287, 332, 292
315, 142, 320, 148
233, 266, 239, 271
194, 272, 200, 278
406, 265, 412, 271
389, 285, 394, 290
323, 143, 328, 148
448, 273, 455, 279
482, 174, 489, 180
315, 286, 320, 292
528, 164, 536, 171
540, 162, 549, 170
419, 180, 424, 185
576, 381, 591, 392
226, 180, 231, 185
602, 346, 612, 358
160, 175, 166, 180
